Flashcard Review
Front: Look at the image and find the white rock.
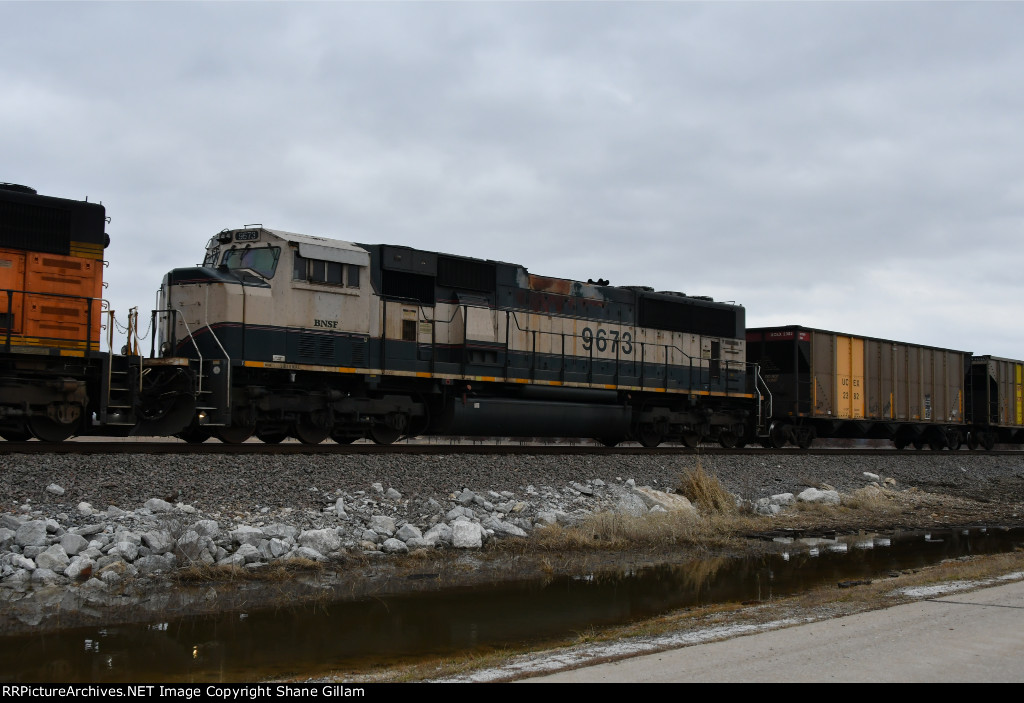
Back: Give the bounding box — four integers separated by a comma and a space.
381, 538, 409, 554
368, 515, 396, 536
396, 523, 422, 542
230, 526, 266, 546
298, 528, 342, 554
14, 521, 48, 547
144, 498, 174, 513
64, 556, 96, 580
452, 521, 484, 549
796, 488, 841, 505
59, 533, 90, 556
35, 544, 70, 572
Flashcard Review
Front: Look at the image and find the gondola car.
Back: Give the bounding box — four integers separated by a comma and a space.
966, 356, 1024, 449
747, 325, 971, 449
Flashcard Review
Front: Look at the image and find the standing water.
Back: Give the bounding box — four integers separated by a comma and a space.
1, 526, 1021, 682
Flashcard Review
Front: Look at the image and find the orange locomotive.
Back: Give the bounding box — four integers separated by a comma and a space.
0, 183, 107, 440
0, 183, 107, 353
0, 183, 195, 441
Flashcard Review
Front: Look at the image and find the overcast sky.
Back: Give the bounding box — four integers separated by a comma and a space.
4, 2, 1023, 357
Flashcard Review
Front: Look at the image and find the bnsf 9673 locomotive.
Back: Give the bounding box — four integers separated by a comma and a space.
155, 226, 763, 446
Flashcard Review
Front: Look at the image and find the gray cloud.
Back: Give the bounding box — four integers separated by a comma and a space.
3, 2, 1023, 356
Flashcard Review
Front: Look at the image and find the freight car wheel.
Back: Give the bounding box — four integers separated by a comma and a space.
980, 433, 996, 451
967, 434, 979, 451
912, 439, 925, 450
597, 437, 622, 448
0, 428, 33, 442
767, 424, 789, 449
27, 417, 76, 443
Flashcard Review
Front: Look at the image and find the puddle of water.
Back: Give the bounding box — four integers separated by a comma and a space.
1, 526, 1021, 682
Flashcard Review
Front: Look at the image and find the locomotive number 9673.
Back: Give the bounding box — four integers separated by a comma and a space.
580, 326, 633, 355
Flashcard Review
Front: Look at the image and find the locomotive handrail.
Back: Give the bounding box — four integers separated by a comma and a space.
753, 363, 773, 432
412, 304, 751, 399
204, 286, 230, 363
153, 307, 208, 400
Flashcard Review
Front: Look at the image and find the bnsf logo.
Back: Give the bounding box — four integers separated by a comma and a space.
314, 319, 338, 329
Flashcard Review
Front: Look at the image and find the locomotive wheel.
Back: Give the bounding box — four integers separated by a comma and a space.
293, 420, 330, 445
28, 416, 76, 443
216, 425, 254, 444
369, 424, 402, 445
331, 429, 364, 446
256, 430, 287, 444
635, 425, 663, 448
717, 431, 738, 449
177, 425, 211, 444
680, 432, 701, 448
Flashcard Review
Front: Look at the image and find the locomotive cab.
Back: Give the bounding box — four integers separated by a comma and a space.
157, 227, 372, 364
156, 227, 376, 442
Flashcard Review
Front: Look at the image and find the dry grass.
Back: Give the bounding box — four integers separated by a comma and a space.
676, 460, 739, 515
173, 557, 324, 584
508, 507, 761, 553
841, 485, 899, 511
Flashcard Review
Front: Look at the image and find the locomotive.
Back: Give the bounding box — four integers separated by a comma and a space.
155, 226, 762, 446
1, 184, 198, 442
4, 183, 1023, 450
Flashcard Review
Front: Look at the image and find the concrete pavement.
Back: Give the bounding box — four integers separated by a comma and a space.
522, 578, 1024, 682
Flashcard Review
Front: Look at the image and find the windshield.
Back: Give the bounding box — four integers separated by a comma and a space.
221, 246, 281, 279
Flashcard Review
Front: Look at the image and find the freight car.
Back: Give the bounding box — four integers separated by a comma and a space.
0, 184, 196, 441
966, 356, 1024, 449
154, 226, 768, 446
746, 325, 1024, 450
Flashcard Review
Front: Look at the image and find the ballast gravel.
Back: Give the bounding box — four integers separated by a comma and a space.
2, 450, 1023, 515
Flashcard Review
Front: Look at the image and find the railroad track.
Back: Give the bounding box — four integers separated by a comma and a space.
2, 441, 1023, 456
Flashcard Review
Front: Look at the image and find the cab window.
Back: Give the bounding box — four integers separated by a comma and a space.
294, 252, 361, 288
221, 246, 281, 279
